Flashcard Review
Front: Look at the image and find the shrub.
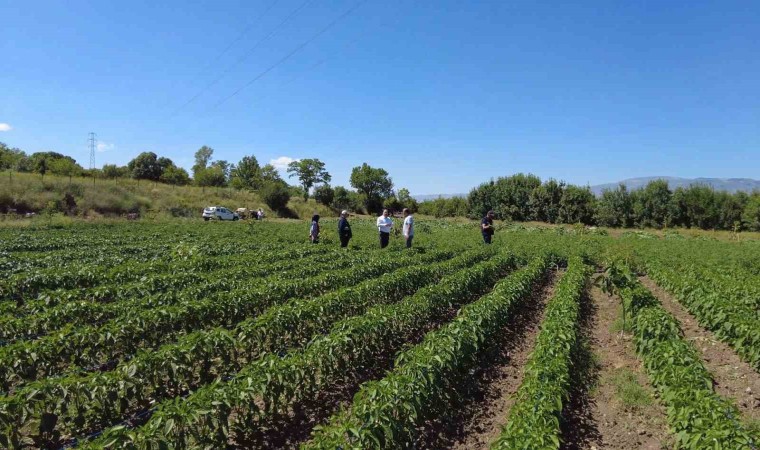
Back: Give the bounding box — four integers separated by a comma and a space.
259, 181, 291, 213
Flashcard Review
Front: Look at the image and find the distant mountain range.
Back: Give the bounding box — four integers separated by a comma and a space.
414, 176, 760, 201
414, 193, 467, 201
588, 177, 760, 196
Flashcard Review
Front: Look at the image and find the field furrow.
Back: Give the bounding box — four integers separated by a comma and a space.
80, 252, 519, 449
0, 250, 443, 391
0, 250, 486, 448
303, 254, 558, 449
621, 276, 758, 449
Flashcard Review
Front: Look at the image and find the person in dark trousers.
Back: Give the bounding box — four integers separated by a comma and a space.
309, 214, 320, 244
402, 208, 414, 248
338, 210, 352, 248
481, 210, 495, 244
376, 209, 393, 248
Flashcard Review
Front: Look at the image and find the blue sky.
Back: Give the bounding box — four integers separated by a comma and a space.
2, 0, 759, 195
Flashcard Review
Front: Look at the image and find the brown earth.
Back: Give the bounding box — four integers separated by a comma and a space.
640, 276, 760, 426
413, 269, 562, 450
562, 285, 672, 450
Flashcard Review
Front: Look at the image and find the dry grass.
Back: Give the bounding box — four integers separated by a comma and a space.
0, 171, 335, 224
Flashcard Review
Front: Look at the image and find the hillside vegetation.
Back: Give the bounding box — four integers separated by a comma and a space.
0, 172, 334, 220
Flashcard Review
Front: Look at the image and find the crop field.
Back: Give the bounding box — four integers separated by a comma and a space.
0, 220, 758, 450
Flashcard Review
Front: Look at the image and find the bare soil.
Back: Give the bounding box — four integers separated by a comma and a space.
640, 276, 760, 426
413, 269, 562, 450
562, 285, 671, 450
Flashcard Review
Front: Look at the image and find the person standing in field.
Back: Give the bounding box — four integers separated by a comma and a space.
338, 210, 352, 248
402, 208, 414, 248
481, 210, 495, 244
377, 209, 393, 248
309, 214, 320, 244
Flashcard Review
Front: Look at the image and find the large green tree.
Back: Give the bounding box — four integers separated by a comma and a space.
49, 158, 82, 181
193, 146, 214, 173
559, 185, 596, 224
492, 173, 542, 221
633, 179, 672, 228
396, 188, 418, 212
594, 184, 633, 227
742, 192, 760, 231
314, 184, 334, 206
230, 155, 261, 190
101, 164, 128, 179
127, 152, 163, 182
349, 163, 393, 212
160, 165, 191, 186
0, 142, 27, 171
529, 179, 565, 223
287, 158, 331, 201
260, 164, 282, 184
331, 186, 357, 211
194, 166, 227, 188
26, 152, 81, 180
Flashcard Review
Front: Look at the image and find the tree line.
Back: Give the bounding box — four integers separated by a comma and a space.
0, 142, 420, 216
4, 142, 756, 229
418, 173, 760, 231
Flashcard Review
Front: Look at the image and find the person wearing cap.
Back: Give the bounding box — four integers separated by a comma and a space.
402, 208, 414, 248
376, 209, 393, 248
309, 214, 320, 244
338, 210, 352, 248
481, 210, 495, 244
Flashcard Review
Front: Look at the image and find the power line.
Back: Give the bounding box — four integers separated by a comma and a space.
211, 0, 368, 111
240, 58, 326, 109
193, 0, 281, 78
167, 0, 316, 119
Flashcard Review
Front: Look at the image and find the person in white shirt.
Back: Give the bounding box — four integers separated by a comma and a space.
376, 209, 393, 248
402, 208, 414, 248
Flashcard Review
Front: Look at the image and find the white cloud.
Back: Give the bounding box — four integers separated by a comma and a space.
96, 142, 115, 152
0, 123, 12, 132
269, 156, 298, 170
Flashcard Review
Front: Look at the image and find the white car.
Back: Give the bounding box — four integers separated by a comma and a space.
202, 206, 239, 221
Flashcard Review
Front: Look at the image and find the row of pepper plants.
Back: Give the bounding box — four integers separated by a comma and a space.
618, 275, 757, 449
0, 220, 311, 253
644, 258, 760, 370
0, 247, 355, 342
0, 249, 443, 392
0, 240, 329, 304
80, 252, 519, 449
5, 243, 333, 312
0, 243, 173, 277
304, 253, 559, 449
490, 256, 591, 449
0, 249, 482, 448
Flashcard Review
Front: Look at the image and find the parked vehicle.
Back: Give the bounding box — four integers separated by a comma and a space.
202, 206, 239, 221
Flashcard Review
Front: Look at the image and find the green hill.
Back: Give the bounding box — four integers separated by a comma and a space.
0, 171, 334, 220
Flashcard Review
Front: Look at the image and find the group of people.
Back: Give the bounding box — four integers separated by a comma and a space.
309, 209, 496, 248
309, 208, 416, 248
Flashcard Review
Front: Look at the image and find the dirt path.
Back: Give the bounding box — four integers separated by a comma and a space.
640, 276, 760, 426
562, 285, 671, 450
414, 269, 562, 450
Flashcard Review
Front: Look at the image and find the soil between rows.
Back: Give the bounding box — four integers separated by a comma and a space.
235, 275, 502, 449
561, 285, 671, 450
412, 268, 562, 450
640, 276, 760, 426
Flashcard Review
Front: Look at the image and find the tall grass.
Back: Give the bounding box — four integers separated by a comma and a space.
0, 171, 334, 220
